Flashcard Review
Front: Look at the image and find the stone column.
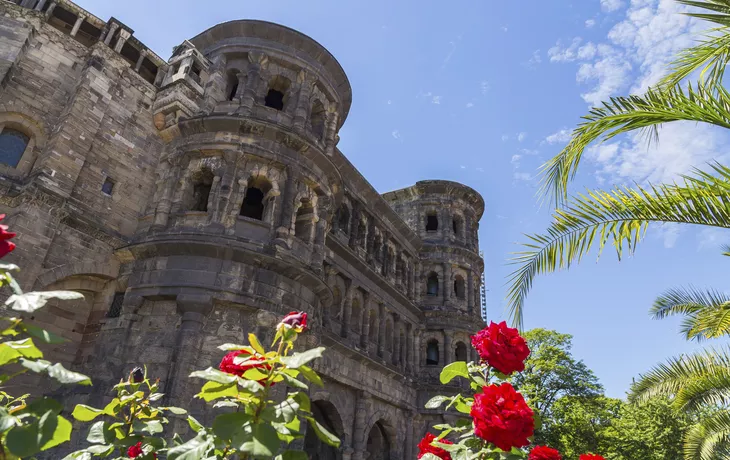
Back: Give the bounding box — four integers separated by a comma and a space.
348, 202, 361, 250
241, 52, 267, 114
20, 0, 35, 8
311, 199, 329, 274
467, 268, 475, 314
377, 303, 385, 357
114, 28, 131, 53
414, 262, 422, 303
152, 160, 177, 230
443, 330, 452, 366
340, 280, 353, 338
405, 410, 419, 459
33, 0, 47, 11
406, 323, 414, 373
464, 212, 472, 247
43, 1, 56, 20
443, 262, 452, 303
274, 166, 298, 243
351, 391, 371, 460
154, 64, 167, 87
324, 105, 339, 156
134, 48, 148, 72
392, 315, 401, 366
103, 23, 119, 45
365, 218, 376, 263
413, 327, 421, 371
164, 294, 213, 429
293, 70, 315, 131
69, 13, 86, 37
360, 291, 370, 349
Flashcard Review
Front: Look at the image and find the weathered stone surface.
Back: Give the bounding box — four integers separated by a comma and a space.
0, 2, 486, 458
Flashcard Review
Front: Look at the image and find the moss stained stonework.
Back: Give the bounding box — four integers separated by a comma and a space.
0, 1, 486, 458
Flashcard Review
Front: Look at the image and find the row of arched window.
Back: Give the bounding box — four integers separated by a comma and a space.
426, 272, 467, 299
425, 211, 466, 239
425, 339, 468, 366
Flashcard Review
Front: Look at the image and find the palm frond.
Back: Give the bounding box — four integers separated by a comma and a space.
652, 286, 730, 341
540, 83, 730, 205
507, 164, 730, 329
660, 29, 730, 89
678, 0, 730, 26
683, 409, 730, 460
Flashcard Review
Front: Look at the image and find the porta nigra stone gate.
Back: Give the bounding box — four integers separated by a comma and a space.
0, 1, 486, 458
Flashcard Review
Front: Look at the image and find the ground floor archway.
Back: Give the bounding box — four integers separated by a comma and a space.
366, 420, 391, 460
303, 400, 344, 460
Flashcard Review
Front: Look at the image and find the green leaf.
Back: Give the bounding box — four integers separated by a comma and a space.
425, 395, 450, 409
419, 454, 443, 460
305, 416, 340, 447
197, 380, 238, 402
167, 432, 215, 460
280, 371, 309, 389
240, 423, 281, 457
7, 291, 84, 313
162, 406, 187, 415
41, 414, 72, 451
72, 404, 106, 422
243, 367, 270, 382
0, 338, 43, 365
6, 412, 71, 457
212, 412, 250, 442
292, 391, 311, 412
187, 415, 204, 433
62, 452, 93, 460
297, 365, 323, 387
249, 333, 266, 355
280, 347, 325, 368
276, 451, 309, 460
20, 359, 92, 385
440, 361, 469, 384
0, 407, 16, 431
86, 421, 115, 444
270, 398, 300, 423
190, 367, 237, 384
21, 323, 65, 344
218, 343, 248, 351
140, 420, 163, 434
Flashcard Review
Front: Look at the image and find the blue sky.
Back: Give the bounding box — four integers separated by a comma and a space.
76, 0, 730, 398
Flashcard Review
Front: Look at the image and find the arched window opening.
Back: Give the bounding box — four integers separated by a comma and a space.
240, 177, 272, 220
310, 100, 326, 140
350, 298, 361, 334
331, 286, 342, 320
337, 205, 350, 234
368, 310, 377, 342
190, 168, 214, 212
426, 213, 438, 232
373, 234, 383, 262
357, 219, 367, 249
0, 129, 29, 168
366, 422, 391, 460
294, 199, 315, 242
265, 76, 290, 111
399, 331, 406, 365
426, 340, 439, 365
455, 342, 468, 362
227, 71, 241, 101
385, 319, 393, 353
427, 273, 439, 297
453, 216, 462, 236
454, 276, 465, 299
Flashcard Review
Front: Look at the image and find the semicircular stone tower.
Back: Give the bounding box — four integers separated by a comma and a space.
0, 3, 486, 459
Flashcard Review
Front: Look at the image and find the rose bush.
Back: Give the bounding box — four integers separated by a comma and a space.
421, 321, 605, 460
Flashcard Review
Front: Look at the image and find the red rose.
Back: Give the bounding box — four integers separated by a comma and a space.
471, 321, 530, 375
0, 215, 16, 259
219, 349, 272, 384
530, 446, 562, 460
417, 432, 452, 460
280, 311, 308, 332
579, 456, 605, 460
127, 442, 156, 458
470, 382, 534, 451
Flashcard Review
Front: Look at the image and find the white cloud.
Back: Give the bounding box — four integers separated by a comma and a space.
387, 100, 392, 105
601, 0, 623, 12
511, 154, 522, 165
481, 80, 490, 96
524, 50, 542, 69
586, 19, 596, 28
432, 95, 442, 104
545, 128, 572, 145
501, 134, 510, 142
517, 132, 527, 142
466, 102, 474, 108
501, 25, 508, 32
391, 130, 402, 142
514, 172, 532, 181
520, 148, 539, 156
476, 167, 485, 172
548, 38, 598, 63
655, 223, 683, 249
460, 165, 466, 169
697, 228, 727, 251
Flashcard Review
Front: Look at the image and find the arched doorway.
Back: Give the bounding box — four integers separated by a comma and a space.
366, 421, 391, 460
304, 400, 344, 460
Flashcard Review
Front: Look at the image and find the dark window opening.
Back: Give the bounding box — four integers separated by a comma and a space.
337, 205, 350, 234
101, 177, 115, 195
454, 276, 465, 299
427, 273, 439, 297
189, 62, 202, 85
453, 217, 461, 236
241, 187, 264, 220
190, 169, 214, 212
294, 200, 315, 242
373, 235, 383, 262
426, 214, 438, 232
310, 100, 326, 140
0, 129, 29, 168
455, 342, 468, 362
265, 89, 285, 110
228, 81, 239, 100
426, 340, 439, 365
106, 293, 125, 318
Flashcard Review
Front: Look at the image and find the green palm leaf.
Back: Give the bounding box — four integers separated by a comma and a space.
652, 287, 730, 341
659, 29, 730, 89
678, 1, 730, 26
684, 409, 730, 460
508, 164, 730, 329
540, 83, 730, 205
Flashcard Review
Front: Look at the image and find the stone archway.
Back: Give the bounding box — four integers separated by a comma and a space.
304, 399, 345, 460
365, 419, 395, 460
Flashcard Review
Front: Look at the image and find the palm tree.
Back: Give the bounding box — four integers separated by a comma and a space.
505, 1, 730, 458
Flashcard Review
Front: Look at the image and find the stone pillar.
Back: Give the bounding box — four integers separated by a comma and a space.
164, 294, 213, 424
241, 52, 267, 114
405, 410, 419, 459
152, 160, 177, 230
20, 0, 35, 8
274, 166, 298, 243
33, 0, 47, 11
467, 268, 475, 314
293, 70, 315, 131
311, 199, 329, 273
340, 280, 353, 338
104, 23, 119, 45
360, 291, 370, 349
406, 323, 414, 373
365, 218, 376, 263
351, 391, 371, 460
114, 28, 131, 53
414, 262, 422, 302
154, 64, 167, 87
443, 262, 452, 303
413, 327, 421, 371
69, 13, 86, 37
443, 330, 452, 366
464, 212, 472, 247
43, 1, 56, 20
135, 48, 148, 72
348, 202, 361, 250
324, 105, 339, 156
377, 303, 385, 357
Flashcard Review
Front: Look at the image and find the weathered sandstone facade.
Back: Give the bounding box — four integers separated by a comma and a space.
0, 1, 485, 458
